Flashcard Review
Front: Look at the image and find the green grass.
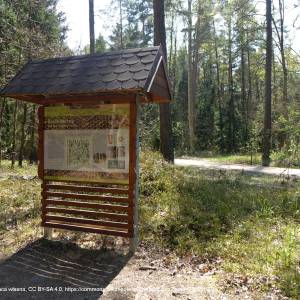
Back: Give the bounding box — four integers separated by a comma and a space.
0, 165, 41, 254
140, 151, 300, 298
0, 159, 37, 177
0, 155, 300, 297
207, 153, 261, 165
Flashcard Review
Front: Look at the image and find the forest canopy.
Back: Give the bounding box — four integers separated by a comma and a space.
0, 0, 300, 167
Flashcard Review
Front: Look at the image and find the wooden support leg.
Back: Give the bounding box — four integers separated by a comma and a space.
129, 235, 138, 254
129, 96, 141, 254
44, 227, 53, 239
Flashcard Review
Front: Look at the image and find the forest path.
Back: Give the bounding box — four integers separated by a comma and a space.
175, 158, 300, 178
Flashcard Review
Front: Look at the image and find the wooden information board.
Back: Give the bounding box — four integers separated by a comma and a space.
38, 102, 138, 240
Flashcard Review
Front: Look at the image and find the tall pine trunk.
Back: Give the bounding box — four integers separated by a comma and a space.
247, 35, 252, 131
241, 44, 248, 145
278, 0, 287, 108
190, 3, 202, 149
153, 0, 174, 162
11, 100, 18, 167
262, 0, 273, 166
89, 0, 95, 54
18, 103, 28, 167
29, 104, 36, 164
213, 20, 224, 151
0, 99, 6, 164
227, 17, 235, 152
187, 0, 195, 151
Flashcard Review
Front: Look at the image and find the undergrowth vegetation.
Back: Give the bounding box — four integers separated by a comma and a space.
0, 153, 300, 297
140, 150, 300, 298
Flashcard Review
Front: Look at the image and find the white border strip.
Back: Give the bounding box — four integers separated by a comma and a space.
147, 56, 163, 93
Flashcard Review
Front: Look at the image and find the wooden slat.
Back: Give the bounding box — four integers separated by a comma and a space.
45, 199, 129, 212
44, 184, 129, 195
45, 215, 129, 229
45, 207, 129, 221
43, 222, 129, 237
44, 178, 129, 186
43, 191, 129, 203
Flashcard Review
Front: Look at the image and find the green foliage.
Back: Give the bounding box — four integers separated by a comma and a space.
140, 150, 300, 297
271, 104, 300, 167
82, 34, 107, 54
109, 0, 153, 50
0, 177, 40, 234
0, 0, 69, 164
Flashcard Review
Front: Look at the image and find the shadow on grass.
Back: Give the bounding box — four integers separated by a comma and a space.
0, 238, 132, 300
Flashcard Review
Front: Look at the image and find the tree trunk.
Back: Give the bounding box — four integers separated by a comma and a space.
187, 0, 195, 151
0, 99, 6, 164
153, 0, 174, 162
29, 104, 36, 164
227, 17, 235, 152
119, 0, 124, 49
241, 43, 248, 144
18, 103, 28, 167
168, 10, 174, 73
262, 0, 273, 166
278, 0, 288, 147
247, 34, 252, 132
213, 20, 225, 151
11, 100, 18, 167
172, 34, 177, 100
89, 0, 95, 54
190, 2, 202, 148
279, 0, 287, 108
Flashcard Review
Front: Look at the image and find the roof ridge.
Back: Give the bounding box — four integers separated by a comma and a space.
31, 46, 160, 64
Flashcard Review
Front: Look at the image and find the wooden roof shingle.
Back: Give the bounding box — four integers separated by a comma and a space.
0, 46, 171, 104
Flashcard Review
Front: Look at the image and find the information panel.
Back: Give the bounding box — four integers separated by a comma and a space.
44, 104, 130, 184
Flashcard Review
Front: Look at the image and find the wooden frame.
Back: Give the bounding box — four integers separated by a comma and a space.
38, 99, 140, 250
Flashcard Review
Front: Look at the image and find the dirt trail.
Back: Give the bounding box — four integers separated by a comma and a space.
101, 252, 226, 300
0, 238, 270, 300
175, 158, 300, 178
0, 239, 225, 300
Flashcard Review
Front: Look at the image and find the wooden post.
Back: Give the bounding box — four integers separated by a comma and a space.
129, 95, 140, 253
38, 106, 53, 239
37, 106, 44, 180
43, 227, 54, 239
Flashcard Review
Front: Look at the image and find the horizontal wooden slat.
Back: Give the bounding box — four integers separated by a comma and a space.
45, 199, 129, 212
45, 207, 129, 221
43, 191, 129, 203
43, 222, 129, 237
44, 184, 129, 195
45, 215, 129, 229
44, 179, 129, 186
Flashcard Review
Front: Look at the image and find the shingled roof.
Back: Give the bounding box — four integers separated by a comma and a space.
0, 46, 171, 104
